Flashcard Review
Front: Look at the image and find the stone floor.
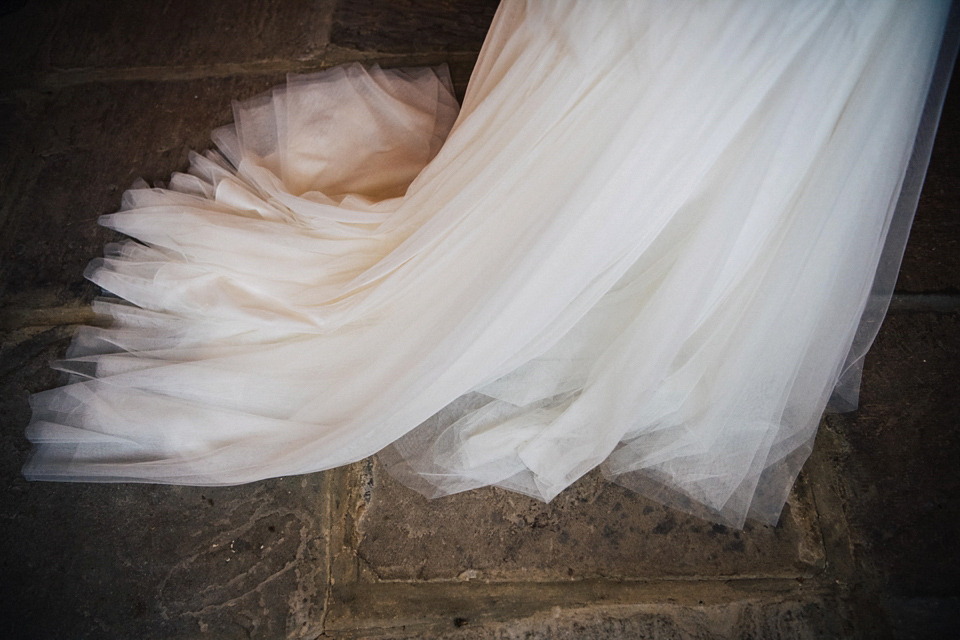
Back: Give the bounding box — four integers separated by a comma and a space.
1, 1, 958, 638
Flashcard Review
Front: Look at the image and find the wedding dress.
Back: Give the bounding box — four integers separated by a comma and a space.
23, 0, 956, 527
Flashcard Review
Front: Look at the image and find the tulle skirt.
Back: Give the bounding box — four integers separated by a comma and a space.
24, 0, 955, 527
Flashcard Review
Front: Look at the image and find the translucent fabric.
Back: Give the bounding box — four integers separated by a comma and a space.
24, 0, 954, 527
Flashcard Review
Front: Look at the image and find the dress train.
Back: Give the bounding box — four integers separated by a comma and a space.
24, 0, 955, 527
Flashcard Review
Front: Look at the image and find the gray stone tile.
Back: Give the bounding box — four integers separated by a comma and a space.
350, 456, 824, 583
0, 334, 331, 639
0, 75, 286, 298
47, 0, 334, 70
330, 0, 499, 53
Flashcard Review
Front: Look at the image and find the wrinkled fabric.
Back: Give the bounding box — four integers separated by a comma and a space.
25, 0, 953, 527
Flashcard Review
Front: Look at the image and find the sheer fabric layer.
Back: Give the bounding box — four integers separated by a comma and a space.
24, 0, 952, 527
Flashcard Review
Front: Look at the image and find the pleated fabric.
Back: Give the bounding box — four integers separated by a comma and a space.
24, 0, 954, 527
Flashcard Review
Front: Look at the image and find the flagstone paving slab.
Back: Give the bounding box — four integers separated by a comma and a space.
0, 0, 63, 83
331, 0, 499, 53
334, 598, 842, 640
829, 312, 960, 604
0, 76, 286, 298
347, 456, 824, 583
897, 63, 960, 293
0, 333, 331, 640
46, 0, 334, 71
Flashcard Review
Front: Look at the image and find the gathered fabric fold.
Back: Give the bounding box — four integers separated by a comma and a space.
25, 0, 954, 527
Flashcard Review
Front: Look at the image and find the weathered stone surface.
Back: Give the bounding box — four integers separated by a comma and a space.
0, 75, 286, 299
0, 334, 331, 640
46, 0, 334, 71
884, 596, 960, 640
331, 0, 499, 53
350, 457, 823, 583
897, 69, 960, 293
0, 0, 64, 84
830, 312, 960, 597
343, 599, 841, 640
322, 574, 847, 638
0, 89, 46, 229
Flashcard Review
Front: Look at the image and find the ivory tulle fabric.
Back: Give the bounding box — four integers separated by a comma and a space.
24, 0, 955, 527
